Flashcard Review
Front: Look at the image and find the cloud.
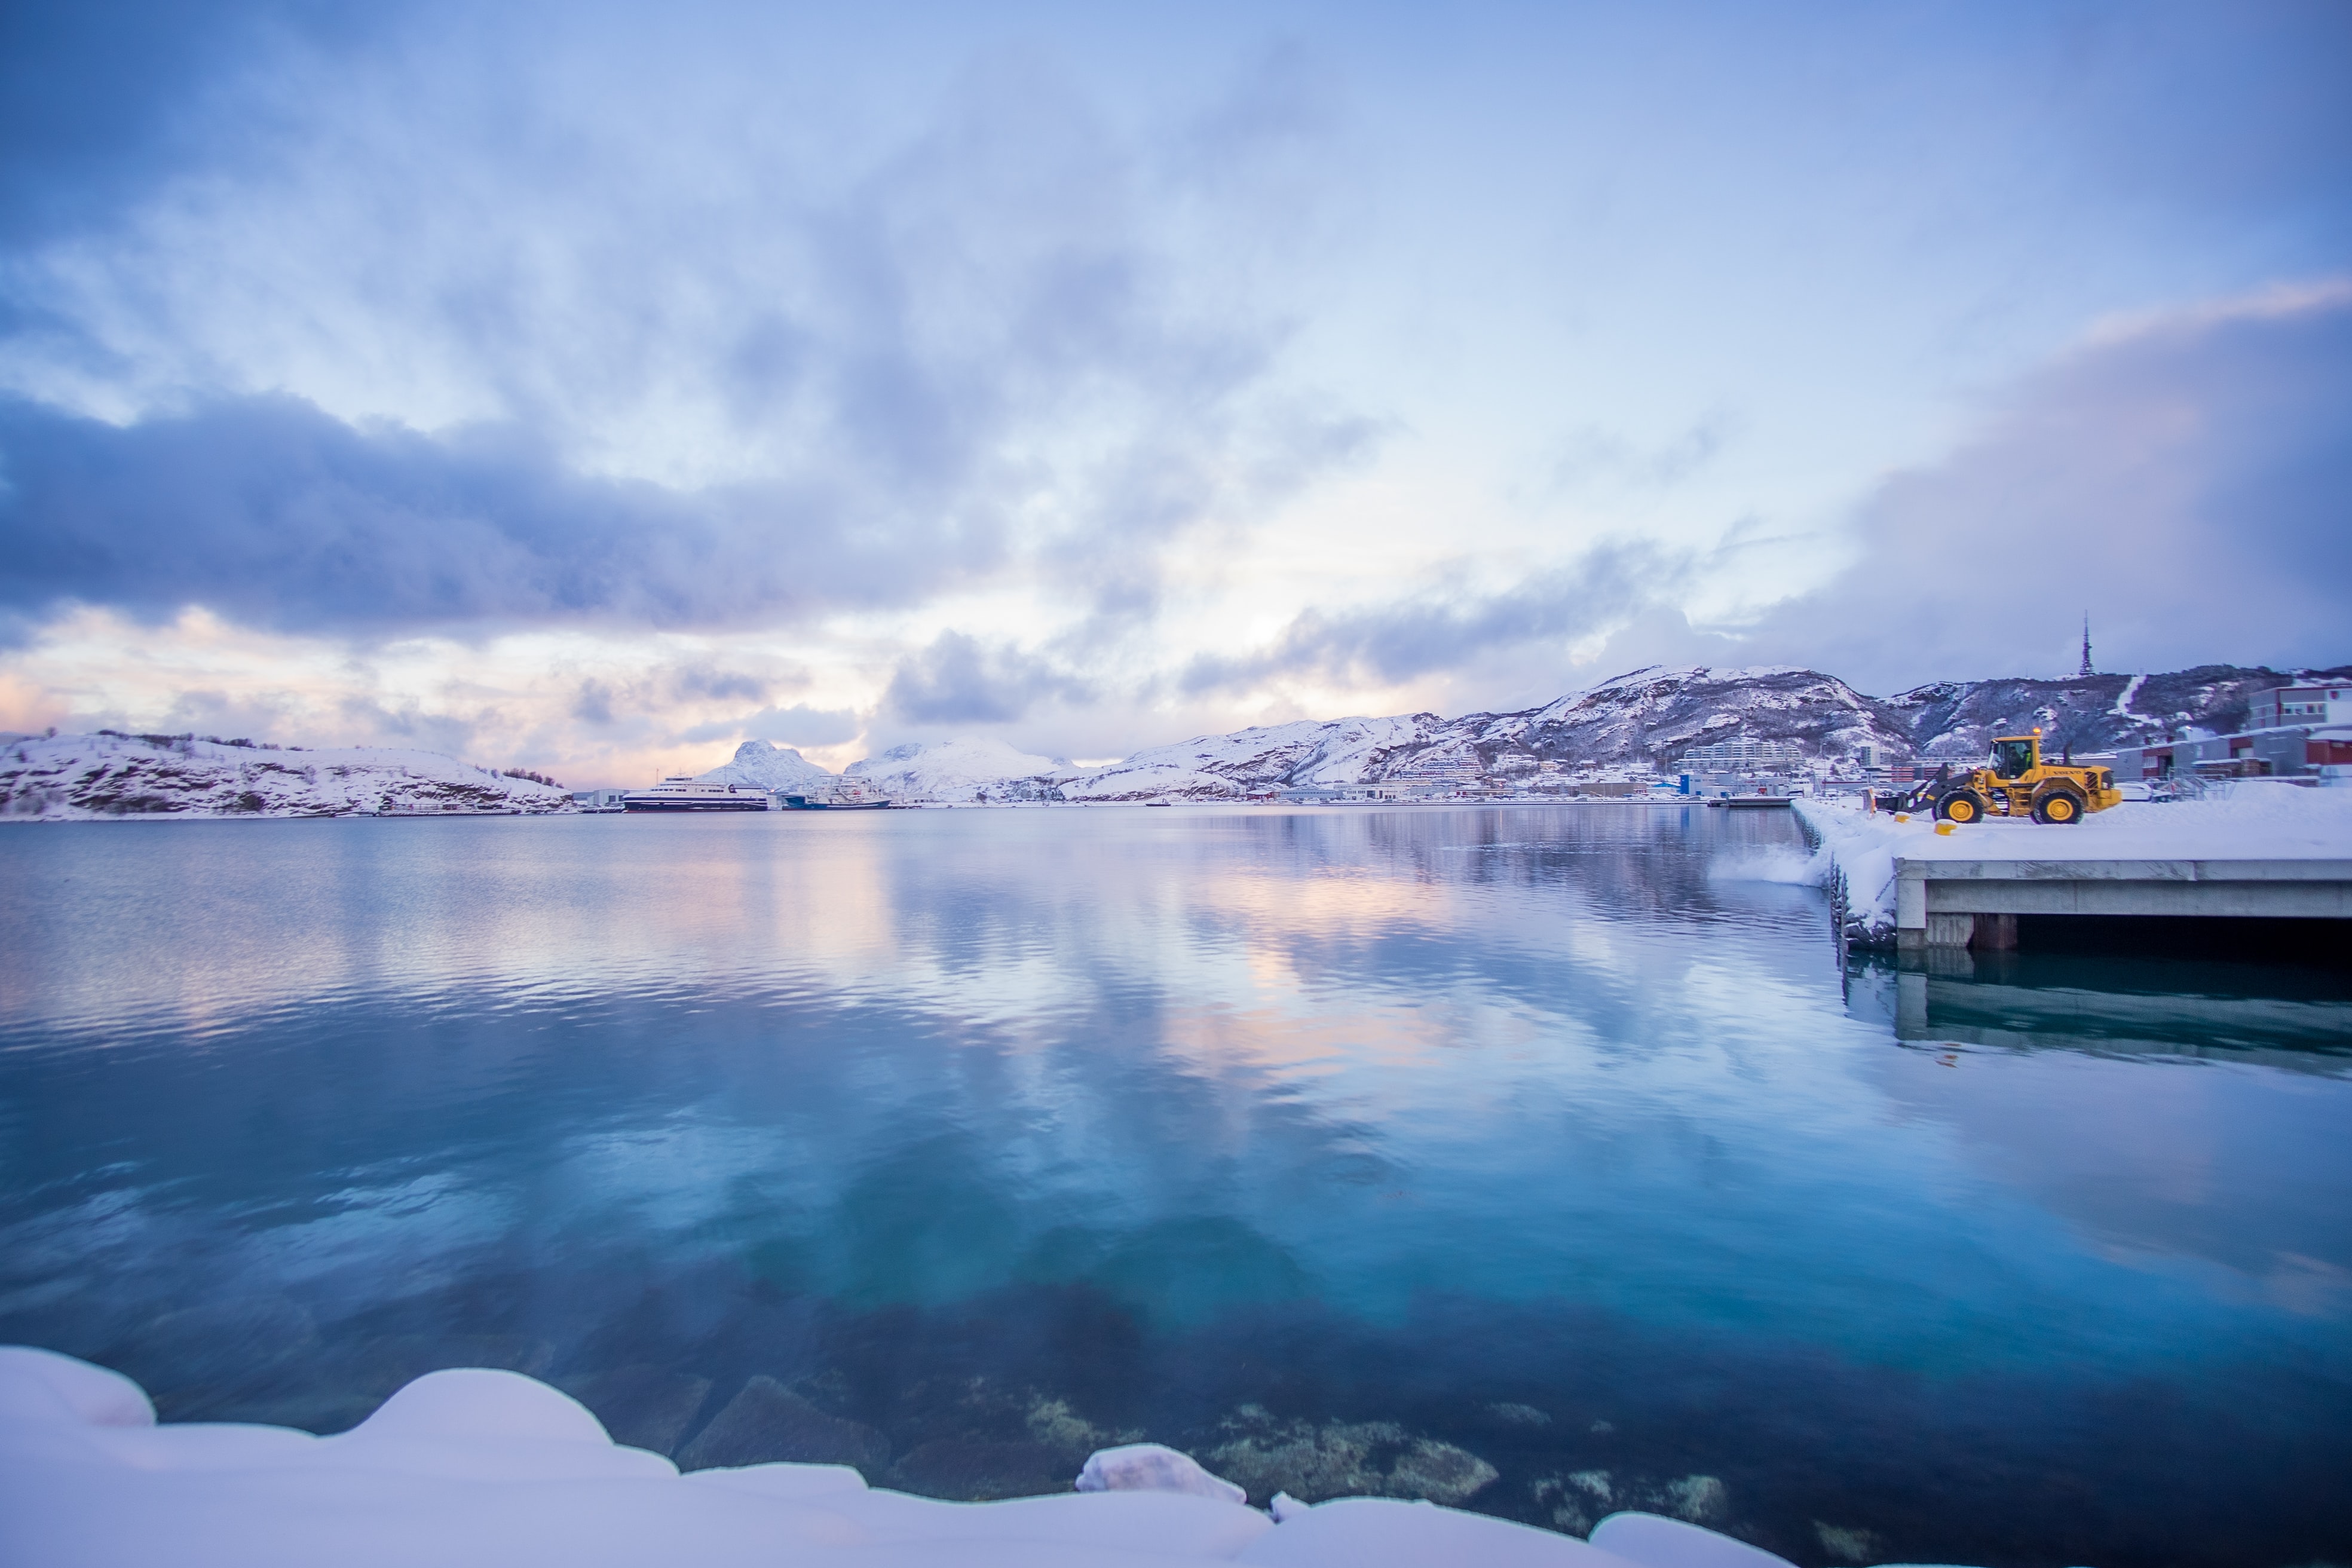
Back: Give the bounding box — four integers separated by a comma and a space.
1550, 411, 1738, 495
1181, 541, 1690, 696
0, 37, 1360, 641
571, 679, 615, 727
1722, 280, 2352, 689
669, 665, 770, 704
333, 694, 478, 758
884, 631, 1091, 726
0, 393, 1012, 633
678, 703, 859, 748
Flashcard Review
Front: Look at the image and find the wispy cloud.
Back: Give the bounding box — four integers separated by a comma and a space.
1181, 541, 1690, 696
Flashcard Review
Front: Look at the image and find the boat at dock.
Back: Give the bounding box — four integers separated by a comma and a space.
621, 777, 773, 811
780, 782, 894, 810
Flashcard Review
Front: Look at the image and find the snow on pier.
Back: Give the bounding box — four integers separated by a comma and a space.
1794, 785, 2352, 950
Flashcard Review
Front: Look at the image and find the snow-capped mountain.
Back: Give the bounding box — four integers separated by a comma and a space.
1059, 714, 1444, 801
0, 732, 574, 819
1444, 665, 1910, 774
696, 740, 833, 792
844, 736, 1070, 802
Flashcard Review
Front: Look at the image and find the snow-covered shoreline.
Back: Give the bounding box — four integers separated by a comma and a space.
1, 733, 574, 820
1, 1346, 1832, 1567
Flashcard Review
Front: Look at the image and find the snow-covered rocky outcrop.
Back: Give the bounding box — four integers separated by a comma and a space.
0, 733, 573, 820
845, 737, 1071, 803
0, 1346, 1846, 1568
697, 740, 834, 792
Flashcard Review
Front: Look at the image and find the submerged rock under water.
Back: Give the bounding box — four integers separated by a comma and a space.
676, 1376, 890, 1472
557, 1365, 713, 1456
1206, 1405, 1498, 1506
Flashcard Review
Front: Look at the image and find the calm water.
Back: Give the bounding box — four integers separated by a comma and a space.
2, 806, 2347, 1567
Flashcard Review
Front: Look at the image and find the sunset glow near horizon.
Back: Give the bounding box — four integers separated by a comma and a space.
2, 2, 2346, 786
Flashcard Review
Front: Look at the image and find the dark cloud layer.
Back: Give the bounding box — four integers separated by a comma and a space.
885, 631, 1092, 725
0, 394, 991, 634
0, 1, 386, 249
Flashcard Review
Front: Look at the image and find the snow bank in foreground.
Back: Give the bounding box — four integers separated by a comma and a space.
0, 1346, 1855, 1568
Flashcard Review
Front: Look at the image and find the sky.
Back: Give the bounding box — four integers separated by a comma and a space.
1, 0, 2347, 785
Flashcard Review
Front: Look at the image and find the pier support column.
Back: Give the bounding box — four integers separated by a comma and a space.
1971, 912, 2018, 951
1924, 912, 1974, 948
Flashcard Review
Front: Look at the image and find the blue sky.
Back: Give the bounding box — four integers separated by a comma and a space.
1, 1, 2346, 781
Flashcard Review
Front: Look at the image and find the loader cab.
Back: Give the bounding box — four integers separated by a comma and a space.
1988, 736, 2039, 779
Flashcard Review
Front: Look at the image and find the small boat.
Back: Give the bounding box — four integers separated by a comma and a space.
780, 782, 894, 810
621, 777, 773, 812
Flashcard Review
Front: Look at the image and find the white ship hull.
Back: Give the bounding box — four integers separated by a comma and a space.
621, 777, 773, 812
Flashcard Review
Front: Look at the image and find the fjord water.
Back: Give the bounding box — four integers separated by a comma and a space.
2, 807, 2347, 1567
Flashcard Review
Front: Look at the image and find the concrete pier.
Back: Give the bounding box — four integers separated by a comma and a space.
1895, 855, 2352, 950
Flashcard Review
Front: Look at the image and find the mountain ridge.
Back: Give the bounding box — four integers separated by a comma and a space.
881, 660, 2348, 801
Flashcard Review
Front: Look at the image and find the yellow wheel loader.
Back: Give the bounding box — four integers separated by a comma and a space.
1925, 730, 2123, 825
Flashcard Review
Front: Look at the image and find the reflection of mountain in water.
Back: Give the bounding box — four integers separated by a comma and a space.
1846, 952, 2352, 1072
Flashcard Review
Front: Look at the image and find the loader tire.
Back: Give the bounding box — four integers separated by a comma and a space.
1936, 789, 1984, 824
2032, 786, 2085, 824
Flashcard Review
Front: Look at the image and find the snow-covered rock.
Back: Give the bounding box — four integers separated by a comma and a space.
0, 1346, 1854, 1568
845, 737, 1070, 803
1077, 1443, 1248, 1504
0, 733, 572, 820
697, 740, 834, 792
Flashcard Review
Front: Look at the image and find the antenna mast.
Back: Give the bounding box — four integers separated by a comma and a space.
2078, 614, 2094, 679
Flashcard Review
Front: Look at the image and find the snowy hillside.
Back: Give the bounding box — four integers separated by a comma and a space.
1451, 665, 1909, 773
0, 732, 574, 819
1886, 663, 2352, 758
844, 737, 1070, 802
1061, 715, 1443, 801
1039, 669, 1908, 801
823, 660, 2345, 806
696, 740, 833, 791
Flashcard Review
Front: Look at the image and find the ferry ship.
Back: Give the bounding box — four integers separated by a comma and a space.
779, 780, 893, 810
621, 776, 773, 811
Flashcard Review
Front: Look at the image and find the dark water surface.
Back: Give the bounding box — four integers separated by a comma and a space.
2, 806, 2347, 1567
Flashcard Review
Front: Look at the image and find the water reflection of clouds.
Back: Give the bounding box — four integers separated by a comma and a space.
6, 807, 2348, 1385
